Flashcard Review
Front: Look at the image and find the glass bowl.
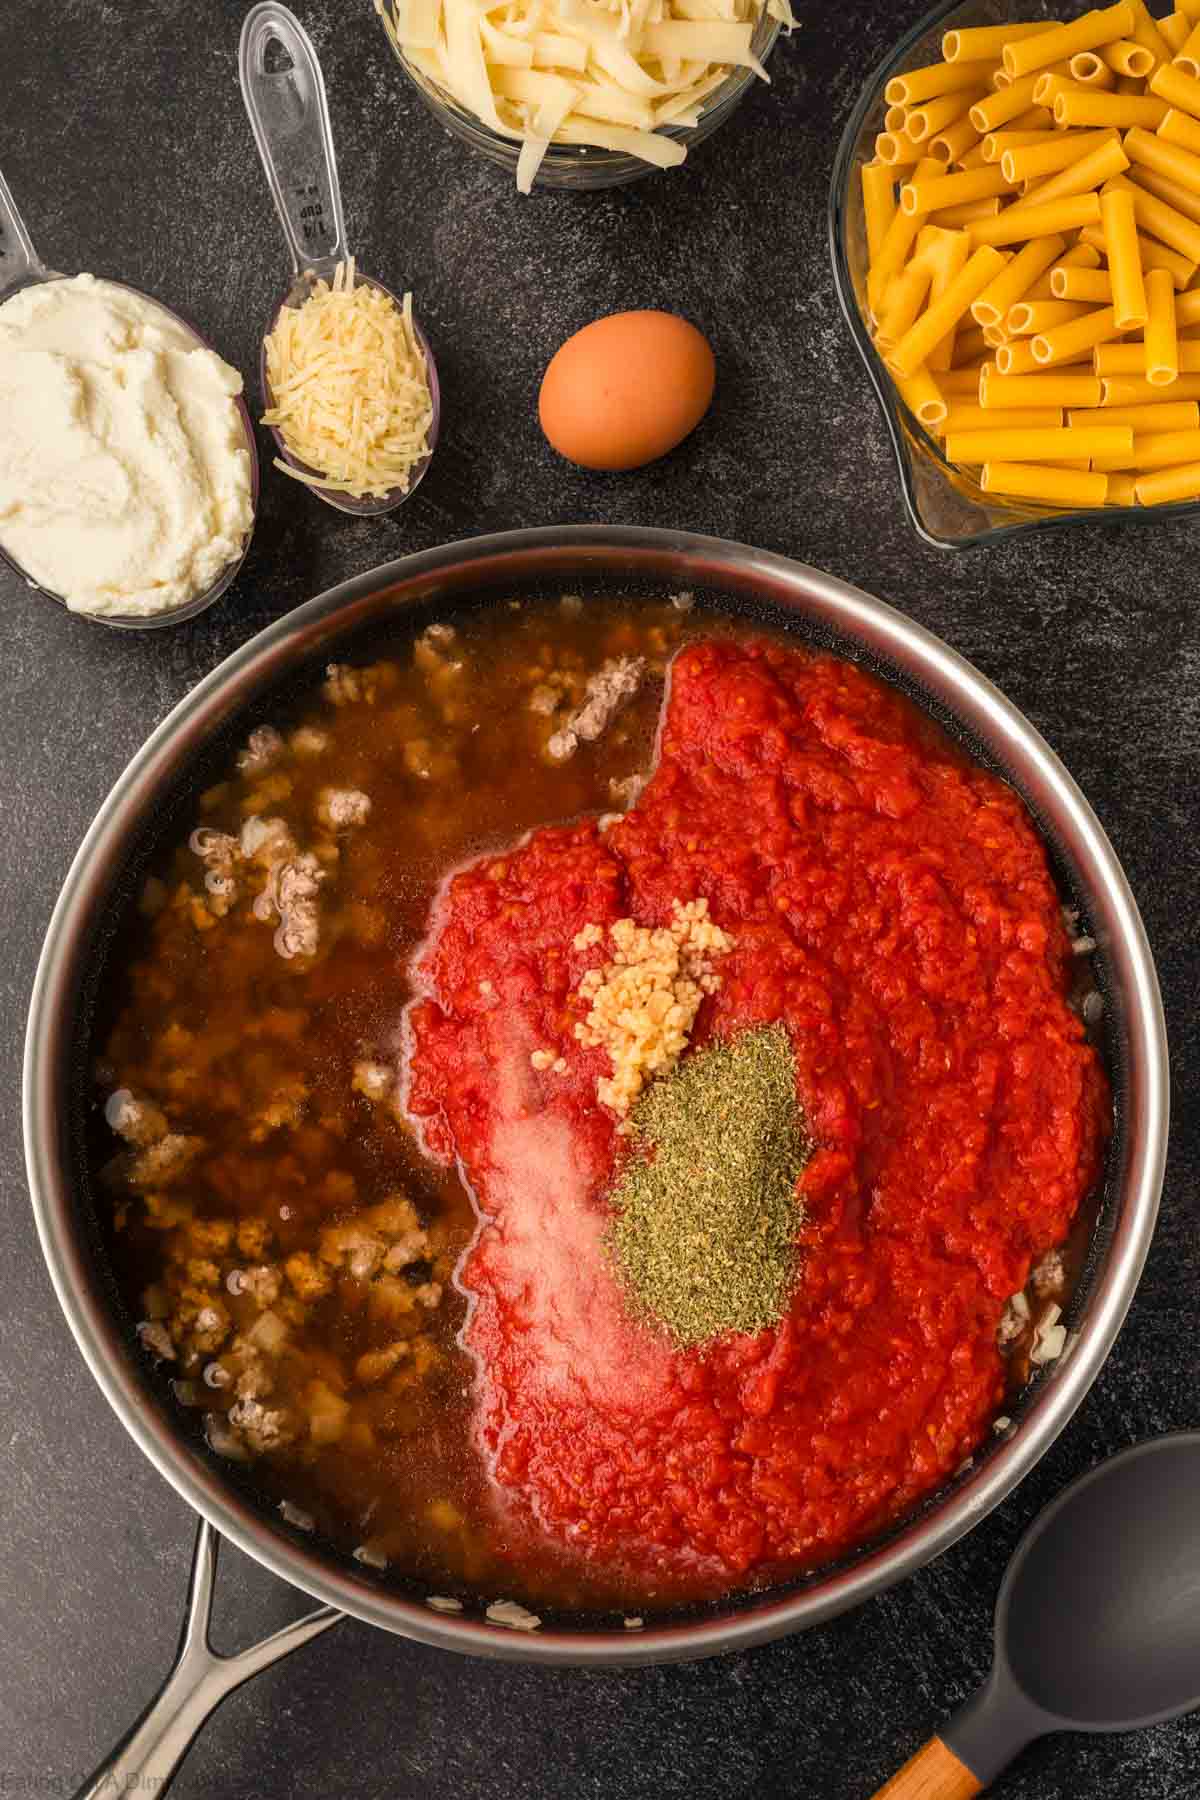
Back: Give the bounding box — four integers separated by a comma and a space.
373, 0, 781, 190
828, 0, 1200, 548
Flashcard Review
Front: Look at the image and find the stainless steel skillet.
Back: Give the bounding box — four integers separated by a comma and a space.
22, 526, 1167, 1795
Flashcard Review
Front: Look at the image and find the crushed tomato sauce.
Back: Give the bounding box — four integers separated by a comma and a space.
407, 637, 1110, 1581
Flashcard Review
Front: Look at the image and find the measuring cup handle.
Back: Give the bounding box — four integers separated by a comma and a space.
238, 3, 349, 282
0, 164, 48, 298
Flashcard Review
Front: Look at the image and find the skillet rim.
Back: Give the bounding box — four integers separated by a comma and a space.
22, 523, 1168, 1665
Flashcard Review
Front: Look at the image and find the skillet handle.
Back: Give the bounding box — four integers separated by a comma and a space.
72, 1518, 341, 1800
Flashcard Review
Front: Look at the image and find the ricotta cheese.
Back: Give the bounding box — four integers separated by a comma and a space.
0, 274, 253, 617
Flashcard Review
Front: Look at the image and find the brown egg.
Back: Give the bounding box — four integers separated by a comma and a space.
539, 311, 716, 472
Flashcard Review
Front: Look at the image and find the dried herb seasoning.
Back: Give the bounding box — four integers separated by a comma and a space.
605, 1024, 808, 1347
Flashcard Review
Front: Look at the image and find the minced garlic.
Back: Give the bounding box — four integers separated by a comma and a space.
573, 898, 733, 1115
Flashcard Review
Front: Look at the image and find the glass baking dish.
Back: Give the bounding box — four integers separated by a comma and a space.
374, 0, 781, 190
828, 0, 1200, 548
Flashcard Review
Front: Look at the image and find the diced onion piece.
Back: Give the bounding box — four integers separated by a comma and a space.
486, 1598, 542, 1631
205, 1413, 249, 1461
1030, 1301, 1068, 1367
1031, 1323, 1068, 1366
308, 1380, 350, 1445
353, 1543, 388, 1569
247, 1308, 288, 1354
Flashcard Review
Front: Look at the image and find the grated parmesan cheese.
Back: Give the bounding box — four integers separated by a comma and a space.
375, 0, 797, 193
262, 260, 432, 500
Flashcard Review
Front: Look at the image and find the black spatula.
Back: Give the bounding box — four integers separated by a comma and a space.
871, 1432, 1200, 1797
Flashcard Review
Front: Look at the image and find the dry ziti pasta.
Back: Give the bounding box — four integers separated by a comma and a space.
858, 0, 1200, 510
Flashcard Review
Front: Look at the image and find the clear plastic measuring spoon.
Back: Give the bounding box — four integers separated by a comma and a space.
0, 166, 259, 631
239, 3, 440, 517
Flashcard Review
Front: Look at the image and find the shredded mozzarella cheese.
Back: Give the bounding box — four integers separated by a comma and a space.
376, 0, 796, 192
262, 259, 433, 500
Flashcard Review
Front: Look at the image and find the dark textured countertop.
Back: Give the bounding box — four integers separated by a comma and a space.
2, 2, 1198, 1795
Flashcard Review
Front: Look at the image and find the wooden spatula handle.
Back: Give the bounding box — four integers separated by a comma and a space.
869, 1735, 983, 1800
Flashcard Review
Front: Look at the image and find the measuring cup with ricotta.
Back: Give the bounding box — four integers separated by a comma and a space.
0, 171, 256, 625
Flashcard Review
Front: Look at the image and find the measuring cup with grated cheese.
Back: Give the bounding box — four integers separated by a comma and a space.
240, 4, 439, 515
